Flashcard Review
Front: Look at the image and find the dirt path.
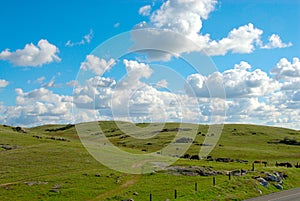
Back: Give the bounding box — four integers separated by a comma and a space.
89, 174, 141, 201
0, 181, 20, 187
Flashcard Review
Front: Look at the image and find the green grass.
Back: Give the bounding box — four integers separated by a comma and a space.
0, 122, 300, 200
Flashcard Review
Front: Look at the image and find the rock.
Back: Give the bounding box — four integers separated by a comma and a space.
190, 155, 200, 160
165, 166, 223, 176
14, 126, 27, 133
215, 157, 233, 162
175, 137, 193, 143
274, 183, 283, 190
256, 177, 268, 187
133, 192, 138, 195
49, 189, 60, 193
265, 172, 282, 182
0, 145, 19, 150
122, 199, 134, 201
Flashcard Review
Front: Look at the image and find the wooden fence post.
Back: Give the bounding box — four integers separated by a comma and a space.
195, 182, 198, 191
174, 189, 177, 199
150, 193, 152, 201
213, 177, 216, 186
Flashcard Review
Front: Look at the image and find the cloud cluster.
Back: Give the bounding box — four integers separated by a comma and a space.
262, 34, 292, 49
271, 57, 300, 80
3, 88, 73, 126
0, 39, 61, 67
135, 0, 292, 60
139, 5, 151, 16
65, 29, 94, 47
1, 57, 300, 129
0, 79, 9, 88
186, 61, 280, 98
80, 55, 116, 75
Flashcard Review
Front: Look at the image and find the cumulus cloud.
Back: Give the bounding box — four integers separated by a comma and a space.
133, 0, 291, 60
66, 29, 94, 47
0, 79, 9, 88
186, 61, 280, 98
80, 55, 116, 75
261, 34, 292, 49
2, 88, 73, 126
271, 57, 300, 80
0, 39, 60, 67
139, 5, 152, 16
204, 23, 263, 55
73, 59, 209, 123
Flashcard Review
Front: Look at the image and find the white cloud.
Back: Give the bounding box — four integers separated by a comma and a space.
0, 79, 9, 88
139, 5, 152, 16
3, 88, 73, 126
261, 34, 292, 49
0, 39, 60, 67
41, 79, 56, 88
156, 79, 168, 88
65, 29, 94, 47
80, 55, 116, 75
66, 80, 79, 87
186, 61, 280, 98
271, 57, 300, 80
132, 0, 291, 60
35, 76, 46, 84
204, 23, 263, 55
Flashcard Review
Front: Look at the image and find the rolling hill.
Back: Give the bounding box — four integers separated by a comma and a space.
0, 122, 299, 201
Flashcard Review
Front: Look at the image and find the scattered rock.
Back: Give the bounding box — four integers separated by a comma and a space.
175, 137, 193, 143
190, 155, 200, 160
24, 181, 48, 186
122, 199, 134, 201
165, 166, 223, 176
256, 177, 268, 187
49, 189, 60, 193
133, 192, 138, 195
50, 184, 61, 193
0, 144, 20, 150
274, 183, 283, 190
235, 159, 248, 163
13, 126, 27, 133
230, 169, 247, 176
215, 158, 233, 162
180, 153, 190, 159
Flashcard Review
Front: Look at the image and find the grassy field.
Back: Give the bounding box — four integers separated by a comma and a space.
0, 122, 299, 201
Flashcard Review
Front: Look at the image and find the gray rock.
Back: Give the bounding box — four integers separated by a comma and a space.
274, 183, 283, 190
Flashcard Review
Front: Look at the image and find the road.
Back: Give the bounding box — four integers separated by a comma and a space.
244, 188, 300, 201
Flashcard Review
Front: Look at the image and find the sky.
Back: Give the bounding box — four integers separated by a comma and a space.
0, 0, 300, 129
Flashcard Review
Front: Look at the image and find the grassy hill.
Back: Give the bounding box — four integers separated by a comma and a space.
0, 122, 299, 201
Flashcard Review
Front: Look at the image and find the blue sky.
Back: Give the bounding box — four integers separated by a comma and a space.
0, 0, 300, 128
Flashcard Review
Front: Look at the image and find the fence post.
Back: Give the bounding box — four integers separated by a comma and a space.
150, 193, 152, 201
195, 182, 198, 191
213, 177, 216, 186
252, 163, 255, 171
174, 189, 177, 199
228, 172, 231, 180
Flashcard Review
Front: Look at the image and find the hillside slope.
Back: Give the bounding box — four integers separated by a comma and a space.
0, 122, 299, 201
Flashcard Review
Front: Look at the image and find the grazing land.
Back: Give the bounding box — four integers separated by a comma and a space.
0, 122, 300, 201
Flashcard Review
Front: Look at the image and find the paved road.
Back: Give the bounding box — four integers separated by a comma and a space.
244, 188, 300, 201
